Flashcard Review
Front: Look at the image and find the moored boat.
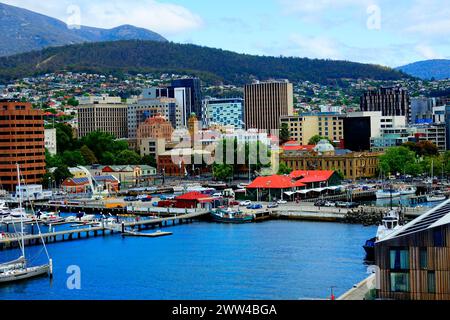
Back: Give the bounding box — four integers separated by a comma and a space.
211, 208, 254, 224
375, 189, 401, 199
399, 186, 417, 196
426, 192, 447, 203
363, 208, 403, 260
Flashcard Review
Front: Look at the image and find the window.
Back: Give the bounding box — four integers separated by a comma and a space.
390, 273, 410, 293
433, 228, 445, 247
390, 248, 410, 270
428, 272, 436, 294
419, 248, 428, 270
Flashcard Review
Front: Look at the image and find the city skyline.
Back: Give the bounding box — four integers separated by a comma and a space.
1, 0, 450, 68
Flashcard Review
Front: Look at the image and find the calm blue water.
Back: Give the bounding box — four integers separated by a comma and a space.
0, 221, 376, 300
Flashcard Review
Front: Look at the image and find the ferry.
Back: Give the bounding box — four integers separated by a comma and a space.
211, 208, 254, 224
363, 208, 402, 260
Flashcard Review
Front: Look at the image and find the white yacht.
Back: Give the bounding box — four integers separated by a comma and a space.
0, 164, 53, 284
399, 186, 417, 196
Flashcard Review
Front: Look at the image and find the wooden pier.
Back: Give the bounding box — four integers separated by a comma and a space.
0, 211, 209, 251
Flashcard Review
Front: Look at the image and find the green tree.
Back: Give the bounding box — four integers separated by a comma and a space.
212, 164, 233, 181
62, 150, 86, 167
280, 123, 291, 143
53, 165, 73, 186
277, 163, 292, 175
45, 149, 64, 168
66, 97, 79, 107
80, 145, 98, 165
308, 135, 333, 146
101, 152, 116, 165
115, 150, 141, 165
379, 147, 417, 175
141, 155, 157, 168
54, 123, 76, 153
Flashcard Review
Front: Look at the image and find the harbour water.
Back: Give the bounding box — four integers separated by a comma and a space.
0, 220, 376, 300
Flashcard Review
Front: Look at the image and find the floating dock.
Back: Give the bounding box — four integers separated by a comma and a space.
122, 231, 173, 238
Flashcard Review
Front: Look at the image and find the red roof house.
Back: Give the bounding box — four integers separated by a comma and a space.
174, 192, 216, 209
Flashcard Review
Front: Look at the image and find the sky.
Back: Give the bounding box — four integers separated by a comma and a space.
2, 0, 450, 67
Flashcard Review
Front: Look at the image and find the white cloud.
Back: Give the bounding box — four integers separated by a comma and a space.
1, 0, 203, 36
414, 44, 444, 60
287, 34, 343, 59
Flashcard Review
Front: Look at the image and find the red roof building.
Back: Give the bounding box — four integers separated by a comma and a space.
282, 141, 315, 152
174, 192, 216, 209
247, 175, 305, 189
290, 170, 335, 183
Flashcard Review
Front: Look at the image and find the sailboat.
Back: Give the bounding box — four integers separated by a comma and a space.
0, 164, 53, 283
426, 160, 447, 203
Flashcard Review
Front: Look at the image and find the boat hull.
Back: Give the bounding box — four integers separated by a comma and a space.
0, 265, 50, 283
211, 213, 253, 224
376, 192, 401, 199
427, 196, 447, 202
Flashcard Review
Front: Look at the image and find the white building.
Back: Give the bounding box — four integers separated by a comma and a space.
44, 128, 57, 155
76, 94, 122, 105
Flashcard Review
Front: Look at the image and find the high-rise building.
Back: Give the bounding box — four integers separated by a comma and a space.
0, 100, 46, 191
280, 113, 344, 145
77, 100, 128, 138
446, 105, 450, 151
202, 98, 244, 129
244, 81, 294, 130
414, 124, 447, 152
344, 111, 407, 152
128, 97, 182, 139
44, 128, 57, 155
410, 97, 436, 124
171, 78, 202, 120
360, 87, 410, 120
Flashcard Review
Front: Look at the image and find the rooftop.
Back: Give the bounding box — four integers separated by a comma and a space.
379, 199, 450, 242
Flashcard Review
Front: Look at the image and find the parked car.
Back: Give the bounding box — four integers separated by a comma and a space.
268, 202, 279, 209
240, 200, 252, 206
314, 200, 326, 207
212, 193, 223, 197
141, 196, 153, 202
324, 201, 335, 207
277, 200, 287, 204
152, 202, 159, 207
247, 204, 263, 210
124, 196, 136, 202
335, 201, 359, 208
229, 200, 240, 206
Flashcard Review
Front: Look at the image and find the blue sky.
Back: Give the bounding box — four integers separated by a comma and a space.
3, 0, 450, 67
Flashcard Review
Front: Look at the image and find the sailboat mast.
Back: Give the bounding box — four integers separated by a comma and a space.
16, 163, 25, 259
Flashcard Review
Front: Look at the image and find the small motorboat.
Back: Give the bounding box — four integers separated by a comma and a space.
399, 186, 416, 196
211, 208, 254, 224
376, 189, 401, 199
426, 191, 447, 203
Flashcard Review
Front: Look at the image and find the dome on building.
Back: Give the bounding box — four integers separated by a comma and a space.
314, 139, 335, 154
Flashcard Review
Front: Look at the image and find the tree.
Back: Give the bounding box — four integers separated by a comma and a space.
67, 97, 79, 107
45, 149, 63, 168
115, 150, 142, 165
54, 123, 76, 153
80, 145, 98, 165
141, 155, 157, 168
403, 141, 439, 157
212, 164, 233, 181
379, 147, 417, 175
53, 165, 73, 186
101, 152, 116, 165
280, 123, 291, 143
41, 172, 55, 189
62, 150, 86, 167
277, 163, 292, 175
308, 135, 333, 146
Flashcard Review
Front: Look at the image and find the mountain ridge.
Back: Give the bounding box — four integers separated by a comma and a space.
0, 40, 409, 85
0, 2, 167, 57
396, 59, 450, 80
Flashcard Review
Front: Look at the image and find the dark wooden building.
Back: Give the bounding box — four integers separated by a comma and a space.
375, 200, 450, 300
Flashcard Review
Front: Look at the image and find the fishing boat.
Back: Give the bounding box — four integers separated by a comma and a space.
211, 208, 254, 224
426, 191, 447, 203
0, 164, 53, 284
375, 189, 401, 199
363, 208, 403, 260
399, 186, 417, 196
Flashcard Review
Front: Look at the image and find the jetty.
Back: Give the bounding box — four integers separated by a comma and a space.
0, 210, 208, 250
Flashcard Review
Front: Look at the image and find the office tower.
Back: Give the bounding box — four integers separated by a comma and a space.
410, 97, 436, 124
244, 81, 294, 130
280, 113, 344, 145
0, 100, 46, 191
128, 97, 182, 139
77, 99, 128, 138
171, 78, 202, 120
202, 98, 244, 129
360, 87, 410, 120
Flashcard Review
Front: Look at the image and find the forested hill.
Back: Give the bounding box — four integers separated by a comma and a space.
0, 40, 409, 85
